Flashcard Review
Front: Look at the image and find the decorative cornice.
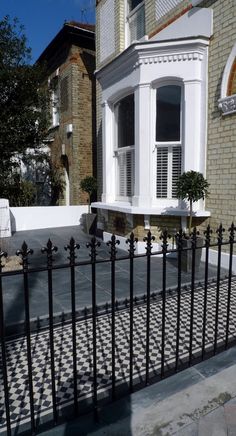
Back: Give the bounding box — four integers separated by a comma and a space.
218, 95, 236, 116
134, 52, 203, 69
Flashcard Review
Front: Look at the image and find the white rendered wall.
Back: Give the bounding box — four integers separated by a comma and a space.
10, 206, 88, 232
0, 199, 11, 237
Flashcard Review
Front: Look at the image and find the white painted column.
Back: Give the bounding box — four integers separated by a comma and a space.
132, 83, 152, 207
183, 79, 202, 172
184, 79, 206, 212
101, 101, 116, 203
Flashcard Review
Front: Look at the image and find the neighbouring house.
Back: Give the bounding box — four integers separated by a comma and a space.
93, 0, 236, 250
37, 21, 96, 206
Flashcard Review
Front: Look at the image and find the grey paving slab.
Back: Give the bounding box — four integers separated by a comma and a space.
0, 226, 229, 330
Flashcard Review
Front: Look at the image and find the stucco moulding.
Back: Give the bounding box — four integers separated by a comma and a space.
134, 51, 203, 69
218, 95, 236, 116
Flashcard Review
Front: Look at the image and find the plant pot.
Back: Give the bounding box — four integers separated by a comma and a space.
82, 213, 97, 235
181, 236, 204, 273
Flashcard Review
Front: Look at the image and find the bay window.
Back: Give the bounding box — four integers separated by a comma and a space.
114, 93, 135, 199
155, 85, 182, 199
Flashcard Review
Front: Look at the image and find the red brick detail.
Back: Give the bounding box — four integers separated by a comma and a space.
148, 5, 193, 40
227, 58, 236, 96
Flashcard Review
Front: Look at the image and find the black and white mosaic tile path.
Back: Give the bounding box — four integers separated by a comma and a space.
1, 278, 236, 434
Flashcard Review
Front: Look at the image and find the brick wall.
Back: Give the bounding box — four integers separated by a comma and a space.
198, 0, 236, 237
48, 43, 96, 205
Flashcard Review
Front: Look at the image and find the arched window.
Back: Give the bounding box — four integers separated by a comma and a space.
155, 85, 182, 198
218, 43, 236, 115
227, 58, 236, 96
114, 94, 135, 199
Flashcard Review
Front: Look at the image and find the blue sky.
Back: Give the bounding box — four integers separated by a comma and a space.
0, 0, 95, 63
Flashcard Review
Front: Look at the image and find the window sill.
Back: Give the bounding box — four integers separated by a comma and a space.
91, 201, 211, 217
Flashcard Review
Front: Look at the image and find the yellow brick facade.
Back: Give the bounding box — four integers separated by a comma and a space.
96, 0, 236, 241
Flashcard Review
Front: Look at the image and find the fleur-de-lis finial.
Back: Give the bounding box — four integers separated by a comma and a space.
65, 237, 80, 264
16, 241, 33, 269
41, 239, 58, 267
143, 231, 155, 255
86, 236, 101, 261
126, 232, 138, 257
107, 234, 120, 261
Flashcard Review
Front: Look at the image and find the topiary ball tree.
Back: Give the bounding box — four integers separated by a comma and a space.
176, 171, 210, 234
80, 176, 97, 213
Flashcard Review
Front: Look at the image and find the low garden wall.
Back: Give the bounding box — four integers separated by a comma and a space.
9, 205, 88, 232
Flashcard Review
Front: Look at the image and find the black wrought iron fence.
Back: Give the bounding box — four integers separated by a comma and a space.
0, 223, 236, 435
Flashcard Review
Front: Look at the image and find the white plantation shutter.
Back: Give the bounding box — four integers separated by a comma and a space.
156, 148, 168, 198
118, 149, 134, 197
172, 147, 182, 198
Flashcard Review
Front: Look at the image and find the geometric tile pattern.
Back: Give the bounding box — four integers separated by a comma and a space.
1, 277, 236, 434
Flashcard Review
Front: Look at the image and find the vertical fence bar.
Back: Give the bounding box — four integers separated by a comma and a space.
16, 242, 35, 434
175, 229, 183, 372
86, 237, 100, 421
202, 225, 212, 359
160, 230, 168, 379
214, 224, 224, 355
42, 240, 58, 425
126, 233, 137, 393
65, 238, 80, 415
143, 232, 155, 385
107, 235, 120, 400
0, 250, 11, 436
189, 228, 197, 366
225, 224, 235, 349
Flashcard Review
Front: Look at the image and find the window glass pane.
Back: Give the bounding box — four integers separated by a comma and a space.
116, 94, 134, 148
156, 85, 181, 142
129, 0, 142, 11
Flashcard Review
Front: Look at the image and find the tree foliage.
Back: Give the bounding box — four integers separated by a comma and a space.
176, 171, 210, 233
80, 176, 97, 213
0, 16, 50, 204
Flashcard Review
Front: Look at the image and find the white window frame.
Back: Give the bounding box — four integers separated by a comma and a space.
114, 94, 135, 202
48, 76, 60, 128
152, 81, 183, 204
126, 0, 145, 47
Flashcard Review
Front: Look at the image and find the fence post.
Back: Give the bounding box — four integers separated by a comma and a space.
16, 242, 35, 434
175, 229, 183, 372
126, 232, 138, 393
86, 236, 101, 422
143, 231, 155, 386
214, 224, 224, 355
189, 227, 197, 366
160, 229, 169, 379
42, 239, 58, 425
202, 225, 212, 359
65, 238, 80, 415
225, 223, 235, 348
0, 249, 11, 436
107, 234, 120, 400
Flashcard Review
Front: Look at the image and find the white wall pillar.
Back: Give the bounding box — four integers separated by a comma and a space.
183, 79, 203, 173
132, 83, 152, 207
101, 101, 116, 203
0, 199, 11, 237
